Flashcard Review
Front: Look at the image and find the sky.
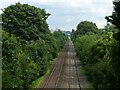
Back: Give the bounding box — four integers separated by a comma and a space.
0, 0, 113, 31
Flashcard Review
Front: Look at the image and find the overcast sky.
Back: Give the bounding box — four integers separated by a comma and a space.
1, 0, 113, 31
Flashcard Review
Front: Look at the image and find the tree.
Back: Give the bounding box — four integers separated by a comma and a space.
105, 0, 120, 87
2, 2, 69, 88
2, 2, 50, 41
76, 21, 98, 35
71, 21, 98, 42
53, 30, 68, 48
2, 30, 25, 88
105, 1, 120, 41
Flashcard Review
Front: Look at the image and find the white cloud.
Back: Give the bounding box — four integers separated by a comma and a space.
114, 0, 120, 2
66, 16, 74, 23
0, 0, 113, 31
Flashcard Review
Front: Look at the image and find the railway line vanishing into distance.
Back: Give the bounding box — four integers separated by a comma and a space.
40, 39, 89, 89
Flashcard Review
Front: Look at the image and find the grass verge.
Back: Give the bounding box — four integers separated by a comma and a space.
80, 66, 93, 88
29, 68, 51, 88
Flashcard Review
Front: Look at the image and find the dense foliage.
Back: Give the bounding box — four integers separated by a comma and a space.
53, 30, 68, 49
71, 21, 98, 41
106, 1, 120, 82
71, 19, 120, 88
2, 3, 67, 88
105, 1, 120, 41
2, 3, 50, 41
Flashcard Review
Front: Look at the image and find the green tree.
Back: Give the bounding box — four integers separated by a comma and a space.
2, 30, 24, 88
72, 21, 98, 41
25, 40, 51, 76
2, 2, 50, 41
53, 30, 68, 48
106, 1, 120, 86
76, 21, 98, 35
2, 2, 68, 88
105, 1, 120, 41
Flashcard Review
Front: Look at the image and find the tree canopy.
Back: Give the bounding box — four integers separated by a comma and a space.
2, 3, 68, 88
76, 21, 98, 35
2, 2, 50, 41
105, 1, 120, 41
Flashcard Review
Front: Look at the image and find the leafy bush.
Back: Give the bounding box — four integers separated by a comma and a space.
74, 34, 99, 65
72, 31, 118, 88
25, 40, 51, 76
2, 30, 25, 88
71, 19, 120, 88
39, 34, 59, 58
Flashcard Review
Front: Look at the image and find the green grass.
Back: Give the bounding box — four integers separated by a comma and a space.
80, 66, 93, 88
80, 66, 86, 75
29, 69, 50, 88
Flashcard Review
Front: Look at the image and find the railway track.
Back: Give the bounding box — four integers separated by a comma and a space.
40, 39, 81, 89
